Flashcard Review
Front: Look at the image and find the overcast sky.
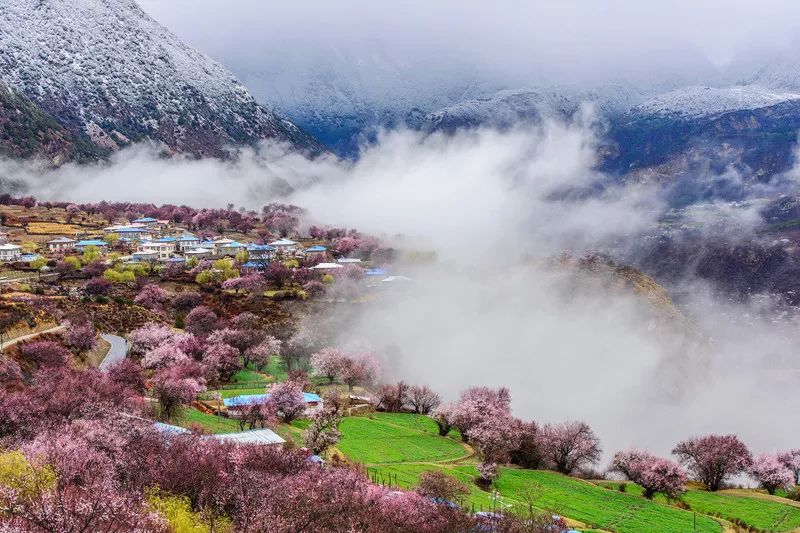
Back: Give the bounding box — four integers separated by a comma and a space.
139, 0, 800, 94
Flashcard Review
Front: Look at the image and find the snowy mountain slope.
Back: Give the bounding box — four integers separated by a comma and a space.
631, 85, 800, 118
0, 0, 323, 159
0, 81, 103, 165
238, 47, 497, 157
422, 84, 647, 133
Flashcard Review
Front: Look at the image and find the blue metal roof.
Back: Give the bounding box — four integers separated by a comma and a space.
156, 236, 177, 242
75, 240, 108, 246
224, 392, 322, 408
19, 254, 41, 261
306, 245, 327, 252
179, 234, 199, 241
247, 244, 275, 251
133, 217, 157, 223
365, 268, 387, 276
116, 227, 147, 233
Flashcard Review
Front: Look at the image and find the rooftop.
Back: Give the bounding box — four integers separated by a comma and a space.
132, 217, 158, 223
309, 262, 342, 270
209, 429, 285, 445
47, 236, 75, 243
306, 245, 327, 252
269, 238, 297, 246
75, 240, 108, 246
224, 392, 322, 408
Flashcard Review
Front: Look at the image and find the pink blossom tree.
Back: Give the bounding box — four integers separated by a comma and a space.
0, 355, 23, 386
310, 348, 347, 384
510, 420, 544, 469
20, 340, 71, 368
467, 415, 522, 485
152, 360, 207, 420
672, 434, 752, 491
134, 283, 170, 312
222, 274, 266, 294
105, 359, 146, 393
184, 306, 218, 337
431, 403, 457, 437
610, 449, 686, 499
449, 387, 512, 439
337, 353, 380, 391
303, 407, 342, 455
264, 262, 293, 289
142, 342, 189, 370
408, 384, 441, 415
84, 276, 111, 296
540, 421, 601, 474
203, 341, 242, 383
266, 380, 306, 423
64, 322, 97, 354
778, 449, 800, 484
750, 454, 795, 495
244, 336, 282, 370
129, 323, 174, 356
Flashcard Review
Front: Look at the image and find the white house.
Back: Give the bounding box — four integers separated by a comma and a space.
304, 245, 327, 259
268, 238, 298, 254
214, 238, 247, 257
46, 236, 76, 253
0, 244, 22, 262
184, 247, 212, 259
177, 233, 200, 252
137, 241, 175, 261
247, 244, 275, 262
131, 250, 160, 262
309, 262, 343, 270
337, 258, 363, 264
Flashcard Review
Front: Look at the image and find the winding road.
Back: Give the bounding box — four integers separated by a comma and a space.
98, 333, 129, 371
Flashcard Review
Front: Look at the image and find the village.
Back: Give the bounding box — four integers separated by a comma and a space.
0, 196, 798, 533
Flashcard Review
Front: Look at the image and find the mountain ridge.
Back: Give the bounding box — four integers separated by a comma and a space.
0, 0, 324, 161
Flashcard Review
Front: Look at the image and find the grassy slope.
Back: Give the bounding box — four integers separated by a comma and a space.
337, 413, 466, 464
597, 481, 800, 532
179, 407, 240, 434
337, 414, 722, 532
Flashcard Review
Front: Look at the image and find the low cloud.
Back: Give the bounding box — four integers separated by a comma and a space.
3, 115, 797, 459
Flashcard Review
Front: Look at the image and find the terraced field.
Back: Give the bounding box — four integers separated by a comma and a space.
337, 413, 467, 464
339, 413, 800, 533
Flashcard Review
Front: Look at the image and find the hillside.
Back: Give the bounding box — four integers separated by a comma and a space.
0, 81, 105, 165
0, 0, 324, 159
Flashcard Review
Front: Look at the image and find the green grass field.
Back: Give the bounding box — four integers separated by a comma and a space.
178, 407, 240, 434
337, 413, 467, 464
596, 480, 800, 532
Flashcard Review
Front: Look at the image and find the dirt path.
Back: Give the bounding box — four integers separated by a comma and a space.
0, 324, 65, 351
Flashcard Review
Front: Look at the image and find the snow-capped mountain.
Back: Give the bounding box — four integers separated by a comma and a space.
237, 46, 498, 157
0, 0, 323, 159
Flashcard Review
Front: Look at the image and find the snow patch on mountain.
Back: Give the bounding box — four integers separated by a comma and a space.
632, 85, 800, 118
423, 84, 646, 132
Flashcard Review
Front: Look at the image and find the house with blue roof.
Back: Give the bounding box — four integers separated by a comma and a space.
75, 240, 108, 253
132, 217, 158, 226
223, 392, 324, 416
177, 233, 200, 251
305, 245, 327, 260
247, 243, 275, 261
113, 226, 151, 240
